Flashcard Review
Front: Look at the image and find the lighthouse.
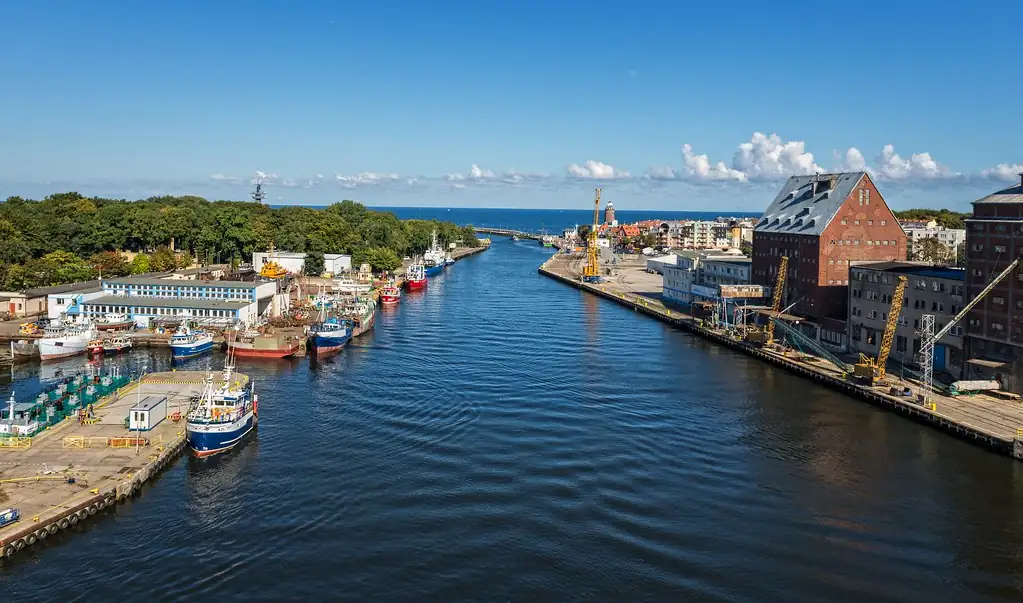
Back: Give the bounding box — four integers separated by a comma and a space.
604, 200, 617, 226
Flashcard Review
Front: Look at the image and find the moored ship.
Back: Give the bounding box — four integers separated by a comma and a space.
343, 296, 376, 337
39, 319, 97, 361
169, 321, 214, 359
228, 329, 302, 358
95, 313, 135, 331
102, 336, 133, 354
308, 317, 353, 355
185, 357, 257, 457
424, 230, 446, 276
380, 282, 401, 305
405, 263, 427, 290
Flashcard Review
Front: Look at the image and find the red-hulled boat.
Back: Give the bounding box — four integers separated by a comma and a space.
228, 330, 302, 358
88, 338, 105, 355
380, 284, 401, 305
404, 263, 426, 290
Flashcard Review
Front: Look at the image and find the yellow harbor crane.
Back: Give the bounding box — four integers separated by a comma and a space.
744, 256, 788, 345
582, 188, 602, 282
764, 256, 789, 346
854, 275, 907, 385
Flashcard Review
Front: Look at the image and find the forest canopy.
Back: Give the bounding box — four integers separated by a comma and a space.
0, 192, 478, 290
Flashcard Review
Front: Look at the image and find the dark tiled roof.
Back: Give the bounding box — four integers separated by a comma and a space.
755, 172, 866, 235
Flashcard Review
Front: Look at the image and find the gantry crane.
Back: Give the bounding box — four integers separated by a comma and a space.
854, 275, 907, 385
582, 188, 602, 282
764, 256, 789, 346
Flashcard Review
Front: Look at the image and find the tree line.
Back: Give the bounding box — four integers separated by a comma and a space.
892, 208, 969, 230
0, 192, 478, 290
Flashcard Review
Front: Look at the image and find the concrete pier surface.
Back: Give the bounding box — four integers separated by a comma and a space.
0, 370, 248, 560
540, 252, 1023, 461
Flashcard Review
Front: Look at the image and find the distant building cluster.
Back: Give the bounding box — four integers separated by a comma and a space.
649, 170, 1023, 394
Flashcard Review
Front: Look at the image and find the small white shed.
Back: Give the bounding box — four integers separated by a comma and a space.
128, 395, 168, 431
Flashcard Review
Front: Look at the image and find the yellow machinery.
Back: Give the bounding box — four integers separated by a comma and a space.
854, 275, 907, 385
582, 188, 602, 282
747, 256, 789, 345
259, 241, 287, 279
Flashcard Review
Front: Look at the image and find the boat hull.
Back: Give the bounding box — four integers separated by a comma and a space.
228, 343, 299, 358
352, 312, 375, 337
424, 264, 444, 277
96, 321, 134, 331
170, 340, 214, 359
310, 332, 352, 354
102, 345, 132, 355
187, 413, 256, 457
405, 278, 426, 290
39, 339, 89, 361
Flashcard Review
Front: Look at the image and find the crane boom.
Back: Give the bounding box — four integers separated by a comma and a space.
765, 256, 789, 345
932, 253, 1022, 343
875, 275, 907, 379
582, 188, 602, 281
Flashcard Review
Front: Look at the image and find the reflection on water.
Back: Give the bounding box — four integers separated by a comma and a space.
4, 236, 1023, 602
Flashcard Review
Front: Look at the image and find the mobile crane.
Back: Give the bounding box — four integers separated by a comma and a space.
853, 275, 907, 385
582, 188, 602, 283
745, 256, 788, 345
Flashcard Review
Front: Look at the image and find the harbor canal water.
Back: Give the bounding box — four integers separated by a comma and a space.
3, 236, 1023, 601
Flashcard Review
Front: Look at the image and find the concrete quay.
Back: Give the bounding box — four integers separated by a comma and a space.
539, 252, 1023, 462
0, 370, 248, 560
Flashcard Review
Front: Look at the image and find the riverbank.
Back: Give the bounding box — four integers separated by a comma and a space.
539, 251, 1023, 462
0, 371, 247, 560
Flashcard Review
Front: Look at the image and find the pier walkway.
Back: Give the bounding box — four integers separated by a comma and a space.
0, 371, 248, 560
540, 252, 1023, 462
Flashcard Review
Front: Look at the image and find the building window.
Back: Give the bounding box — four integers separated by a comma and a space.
995, 245, 1007, 253
867, 240, 873, 246
993, 322, 1004, 332
896, 335, 907, 352
867, 220, 873, 226
841, 218, 847, 225
972, 244, 984, 252
854, 240, 860, 246
993, 296, 1005, 305
880, 220, 887, 226
854, 220, 860, 225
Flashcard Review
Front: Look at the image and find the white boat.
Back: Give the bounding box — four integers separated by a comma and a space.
95, 313, 135, 331
424, 230, 447, 270
331, 276, 372, 295
39, 319, 97, 361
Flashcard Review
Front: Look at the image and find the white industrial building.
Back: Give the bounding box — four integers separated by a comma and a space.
251, 251, 352, 276
646, 254, 677, 275
661, 249, 751, 307
78, 276, 277, 327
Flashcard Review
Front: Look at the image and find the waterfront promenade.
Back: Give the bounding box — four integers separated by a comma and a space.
540, 251, 1023, 461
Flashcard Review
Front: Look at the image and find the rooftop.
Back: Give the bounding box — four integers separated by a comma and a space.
852, 261, 965, 281
755, 172, 866, 236
973, 180, 1023, 205
83, 295, 252, 311
704, 257, 752, 265
103, 276, 263, 288
17, 280, 103, 298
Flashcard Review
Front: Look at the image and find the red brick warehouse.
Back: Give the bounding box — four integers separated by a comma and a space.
751, 172, 907, 348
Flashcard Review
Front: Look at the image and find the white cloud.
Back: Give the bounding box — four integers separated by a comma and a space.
566, 160, 629, 180
681, 144, 747, 181
252, 170, 279, 185
832, 147, 868, 172
335, 172, 401, 189
980, 163, 1023, 182
209, 173, 244, 185
872, 144, 957, 181
447, 164, 496, 182
732, 132, 821, 179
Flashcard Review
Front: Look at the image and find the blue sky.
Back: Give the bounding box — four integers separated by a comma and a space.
1, 0, 1021, 212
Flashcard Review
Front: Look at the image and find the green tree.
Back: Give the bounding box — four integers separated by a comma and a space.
30, 251, 95, 286
304, 251, 325, 276
461, 226, 480, 248
89, 251, 130, 277
151, 246, 178, 272
740, 240, 753, 257
914, 237, 952, 264
130, 253, 152, 275
364, 247, 402, 273
577, 224, 592, 244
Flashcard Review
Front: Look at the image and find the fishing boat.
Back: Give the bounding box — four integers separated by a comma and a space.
39, 319, 97, 361
185, 354, 257, 457
11, 340, 38, 360
405, 263, 427, 290
88, 338, 105, 355
511, 234, 520, 242
227, 329, 301, 359
343, 296, 376, 337
169, 321, 214, 359
308, 317, 353, 355
444, 253, 455, 266
424, 230, 446, 276
94, 313, 135, 331
331, 276, 373, 295
380, 282, 401, 305
102, 336, 133, 354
